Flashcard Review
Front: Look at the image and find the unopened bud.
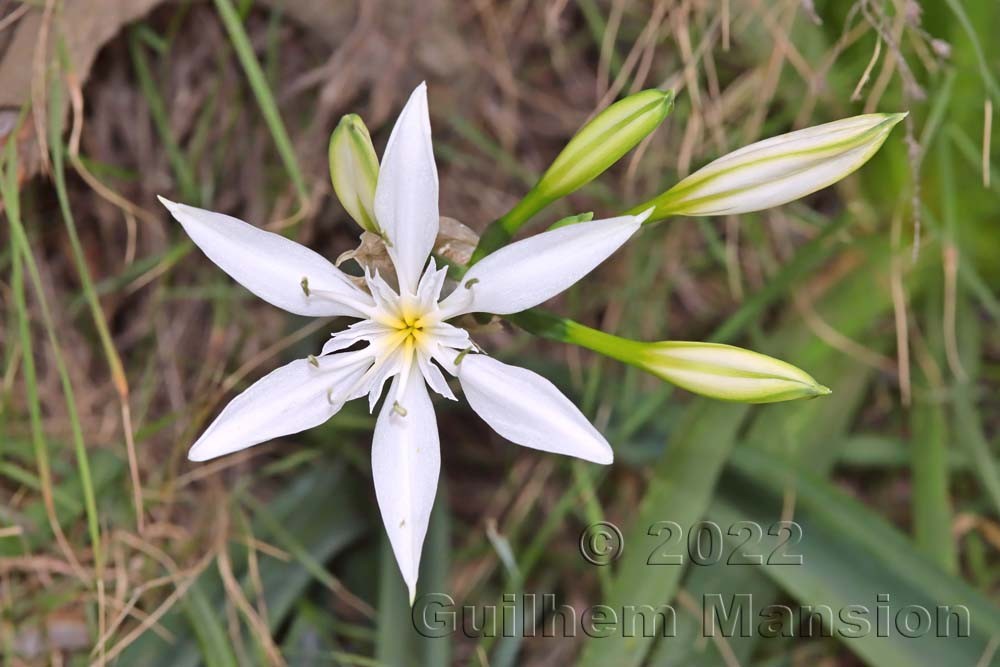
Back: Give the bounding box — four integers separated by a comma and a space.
472, 90, 674, 261
329, 114, 380, 233
634, 112, 906, 221
632, 341, 830, 403
536, 89, 674, 200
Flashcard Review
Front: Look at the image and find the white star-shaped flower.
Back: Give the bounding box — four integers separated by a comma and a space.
160, 83, 648, 602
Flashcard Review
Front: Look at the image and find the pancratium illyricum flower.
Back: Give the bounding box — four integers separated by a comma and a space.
159, 83, 650, 602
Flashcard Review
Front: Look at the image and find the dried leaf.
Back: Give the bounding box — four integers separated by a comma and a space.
336, 230, 397, 289
435, 216, 479, 266
0, 0, 164, 174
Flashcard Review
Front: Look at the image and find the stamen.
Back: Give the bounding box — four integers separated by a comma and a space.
308, 355, 319, 368
464, 278, 479, 289
392, 401, 408, 417
300, 276, 310, 296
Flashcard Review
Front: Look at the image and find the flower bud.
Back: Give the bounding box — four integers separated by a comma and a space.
632, 341, 831, 403
536, 89, 675, 200
471, 89, 674, 262
634, 112, 906, 220
329, 114, 380, 233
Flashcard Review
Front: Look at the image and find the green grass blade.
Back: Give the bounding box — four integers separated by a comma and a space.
911, 402, 956, 573
376, 488, 451, 667
212, 0, 309, 207
3, 137, 96, 583
127, 27, 200, 202
576, 400, 749, 667
715, 447, 1000, 666
375, 535, 413, 666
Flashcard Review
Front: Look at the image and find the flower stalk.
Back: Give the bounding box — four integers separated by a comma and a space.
511, 310, 829, 403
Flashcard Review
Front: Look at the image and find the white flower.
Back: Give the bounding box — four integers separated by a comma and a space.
159, 83, 649, 602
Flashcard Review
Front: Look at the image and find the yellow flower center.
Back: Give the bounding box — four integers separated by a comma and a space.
400, 312, 426, 345
385, 301, 428, 349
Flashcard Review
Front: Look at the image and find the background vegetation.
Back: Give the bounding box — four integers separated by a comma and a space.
0, 0, 997, 665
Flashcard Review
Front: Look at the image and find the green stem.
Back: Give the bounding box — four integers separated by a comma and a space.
508, 310, 643, 364
470, 188, 551, 263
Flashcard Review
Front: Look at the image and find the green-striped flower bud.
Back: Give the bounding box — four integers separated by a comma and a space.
329, 114, 380, 233
536, 88, 675, 200
632, 341, 830, 403
472, 89, 674, 262
632, 112, 906, 222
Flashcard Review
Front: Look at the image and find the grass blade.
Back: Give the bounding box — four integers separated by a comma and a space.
576, 400, 748, 667
212, 0, 309, 208
714, 447, 1000, 666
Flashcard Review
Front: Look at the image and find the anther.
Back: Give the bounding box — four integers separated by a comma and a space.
392, 401, 408, 417
300, 276, 310, 296
308, 355, 319, 368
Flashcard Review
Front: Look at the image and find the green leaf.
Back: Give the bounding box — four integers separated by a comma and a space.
375, 488, 451, 667
576, 400, 748, 667
712, 447, 1000, 666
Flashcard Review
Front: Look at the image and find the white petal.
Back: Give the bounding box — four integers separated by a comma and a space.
322, 320, 391, 355
417, 352, 456, 400
366, 350, 404, 412
159, 197, 372, 318
365, 269, 403, 318
374, 83, 439, 295
414, 259, 448, 311
371, 370, 440, 603
188, 356, 366, 462
457, 354, 613, 464
440, 213, 646, 317
424, 322, 473, 352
